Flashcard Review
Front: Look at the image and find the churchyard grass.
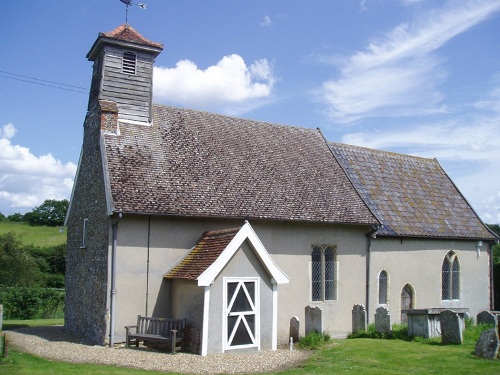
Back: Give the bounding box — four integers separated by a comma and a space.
2, 335, 499, 374
0, 350, 167, 375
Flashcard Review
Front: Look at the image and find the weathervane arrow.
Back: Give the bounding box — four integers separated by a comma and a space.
120, 0, 147, 23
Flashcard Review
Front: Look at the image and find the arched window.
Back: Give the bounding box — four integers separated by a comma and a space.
442, 251, 460, 300
378, 270, 388, 304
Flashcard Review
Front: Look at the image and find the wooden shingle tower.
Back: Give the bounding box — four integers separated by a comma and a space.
86, 24, 163, 123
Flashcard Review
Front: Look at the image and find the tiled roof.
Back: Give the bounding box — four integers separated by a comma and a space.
103, 105, 378, 225
101, 24, 163, 49
165, 228, 241, 280
329, 142, 494, 239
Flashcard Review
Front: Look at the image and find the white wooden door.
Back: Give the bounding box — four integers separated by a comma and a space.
224, 278, 259, 350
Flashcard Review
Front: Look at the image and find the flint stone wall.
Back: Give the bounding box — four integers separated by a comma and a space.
65, 107, 112, 345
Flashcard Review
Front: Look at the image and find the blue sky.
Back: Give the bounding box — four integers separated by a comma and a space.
1, 0, 499, 223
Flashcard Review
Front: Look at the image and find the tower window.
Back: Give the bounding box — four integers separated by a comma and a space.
122, 52, 137, 75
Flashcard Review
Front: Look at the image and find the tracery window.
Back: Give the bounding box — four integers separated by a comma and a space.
311, 245, 336, 301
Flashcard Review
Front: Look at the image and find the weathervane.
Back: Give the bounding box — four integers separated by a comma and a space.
120, 0, 147, 23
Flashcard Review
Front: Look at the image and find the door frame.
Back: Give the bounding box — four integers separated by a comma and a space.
400, 283, 414, 323
222, 277, 260, 352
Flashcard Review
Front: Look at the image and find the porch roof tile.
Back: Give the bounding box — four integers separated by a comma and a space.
165, 227, 241, 280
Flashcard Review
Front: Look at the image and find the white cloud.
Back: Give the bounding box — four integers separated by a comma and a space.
0, 123, 77, 215
0, 123, 16, 139
319, 0, 500, 123
260, 15, 272, 26
340, 79, 500, 223
153, 54, 276, 114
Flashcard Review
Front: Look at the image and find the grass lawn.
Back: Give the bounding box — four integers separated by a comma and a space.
288, 338, 500, 375
1, 331, 499, 374
2, 319, 64, 330
0, 221, 66, 247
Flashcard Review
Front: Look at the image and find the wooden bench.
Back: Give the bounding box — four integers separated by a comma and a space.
125, 316, 186, 354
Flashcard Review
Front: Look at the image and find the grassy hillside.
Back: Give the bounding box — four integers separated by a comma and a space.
0, 221, 66, 247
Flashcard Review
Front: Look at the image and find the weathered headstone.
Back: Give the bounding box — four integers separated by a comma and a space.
440, 310, 463, 344
289, 316, 300, 343
352, 304, 366, 333
477, 311, 497, 326
0, 305, 3, 332
375, 306, 391, 334
305, 305, 323, 335
474, 329, 499, 359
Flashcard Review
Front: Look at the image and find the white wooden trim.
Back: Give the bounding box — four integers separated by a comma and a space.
197, 221, 289, 286
201, 286, 210, 356
272, 283, 278, 350
223, 277, 260, 352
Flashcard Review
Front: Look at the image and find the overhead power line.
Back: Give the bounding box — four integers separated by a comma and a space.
0, 69, 89, 94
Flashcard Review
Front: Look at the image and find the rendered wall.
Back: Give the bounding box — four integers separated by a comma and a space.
369, 237, 490, 325
110, 215, 371, 345
206, 241, 274, 355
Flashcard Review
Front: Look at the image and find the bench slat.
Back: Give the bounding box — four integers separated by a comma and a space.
125, 315, 186, 354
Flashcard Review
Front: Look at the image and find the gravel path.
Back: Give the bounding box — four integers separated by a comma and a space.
5, 326, 311, 374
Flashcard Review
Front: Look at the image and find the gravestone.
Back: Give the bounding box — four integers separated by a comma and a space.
440, 310, 463, 344
477, 311, 497, 326
0, 305, 2, 331
289, 316, 300, 343
352, 304, 366, 333
375, 306, 391, 334
305, 306, 323, 335
474, 329, 499, 359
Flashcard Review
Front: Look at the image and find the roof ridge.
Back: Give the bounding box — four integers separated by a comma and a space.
329, 141, 436, 163
101, 24, 163, 49
152, 103, 316, 133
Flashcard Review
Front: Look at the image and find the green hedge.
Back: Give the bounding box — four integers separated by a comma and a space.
0, 287, 64, 320
0, 333, 4, 358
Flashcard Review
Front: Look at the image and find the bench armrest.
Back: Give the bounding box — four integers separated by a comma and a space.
125, 325, 138, 336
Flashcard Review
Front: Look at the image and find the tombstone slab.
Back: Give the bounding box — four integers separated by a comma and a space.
477, 311, 496, 326
305, 306, 323, 335
474, 329, 499, 359
352, 304, 366, 333
0, 305, 2, 332
289, 316, 300, 343
440, 310, 462, 344
375, 306, 390, 334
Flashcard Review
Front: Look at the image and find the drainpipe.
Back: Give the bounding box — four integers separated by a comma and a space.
490, 241, 495, 310
109, 212, 122, 347
145, 215, 151, 316
365, 228, 378, 325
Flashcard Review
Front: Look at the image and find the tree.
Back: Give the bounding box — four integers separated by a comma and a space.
7, 212, 25, 222
0, 232, 43, 287
487, 224, 500, 310
24, 199, 69, 227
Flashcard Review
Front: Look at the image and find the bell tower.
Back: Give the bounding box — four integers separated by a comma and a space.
86, 24, 163, 123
